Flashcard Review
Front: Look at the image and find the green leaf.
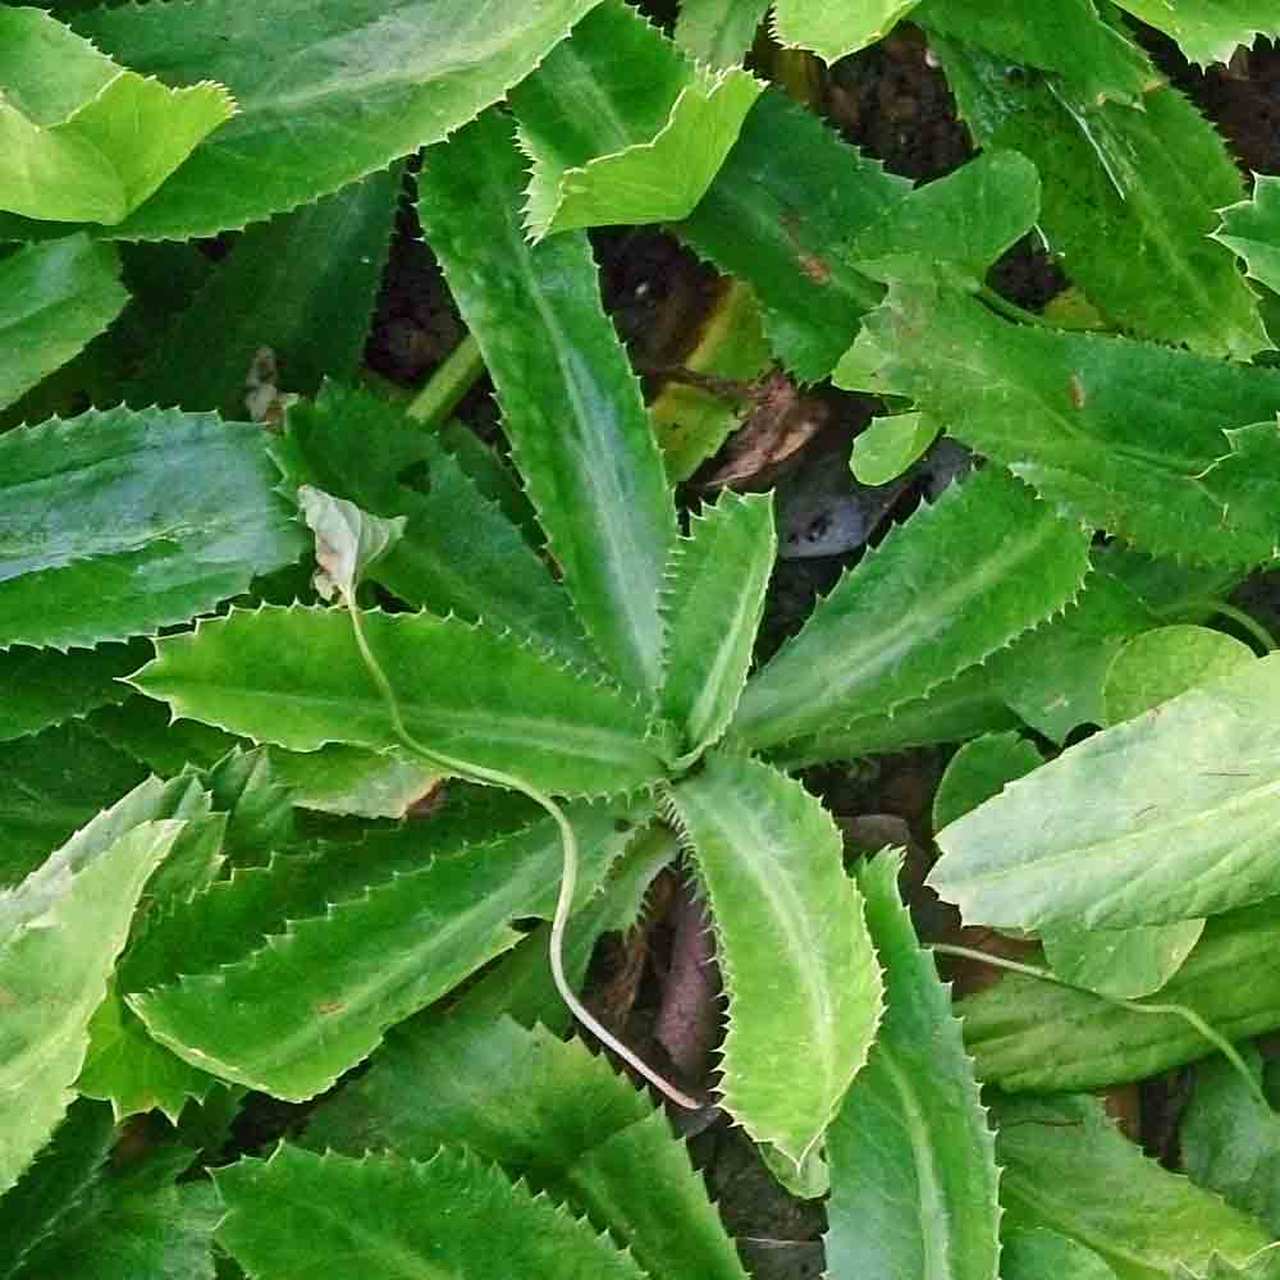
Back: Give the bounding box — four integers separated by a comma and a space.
674, 0, 770, 66
417, 110, 677, 696
127, 803, 637, 1099
837, 286, 1280, 565
68, 0, 602, 239
0, 406, 304, 650
215, 1144, 647, 1279
0, 821, 181, 1193
511, 0, 761, 237
0, 236, 127, 412
932, 653, 1280, 932
266, 746, 438, 821
850, 413, 939, 487
936, 42, 1265, 358
0, 642, 144, 743
931, 730, 1042, 832
732, 467, 1090, 754
675, 90, 908, 381
826, 852, 999, 1280
275, 383, 594, 666
771, 0, 920, 63
306, 1016, 746, 1280
128, 171, 400, 416
660, 491, 775, 760
1111, 0, 1280, 66
960, 897, 1280, 1092
1042, 920, 1207, 1003
297, 486, 406, 603
0, 7, 232, 225
131, 604, 671, 797
1002, 1228, 1118, 1280
1103, 625, 1256, 726
1216, 174, 1280, 299
667, 752, 883, 1166
993, 1093, 1271, 1278
1182, 1047, 1280, 1235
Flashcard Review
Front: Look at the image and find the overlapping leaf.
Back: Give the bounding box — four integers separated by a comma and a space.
1216, 175, 1280, 298
674, 0, 770, 66
0, 642, 143, 743
772, 0, 920, 64
1110, 0, 1280, 67
1002, 1229, 1118, 1280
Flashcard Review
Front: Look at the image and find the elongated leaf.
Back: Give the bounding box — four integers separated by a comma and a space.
0, 236, 127, 412
129, 171, 399, 416
960, 897, 1280, 1092
937, 42, 1265, 358
932, 653, 1280, 931
674, 0, 770, 66
660, 491, 774, 760
0, 821, 181, 1193
0, 8, 232, 225
418, 110, 676, 696
0, 406, 304, 650
69, 0, 602, 239
676, 91, 907, 380
128, 803, 636, 1099
131, 605, 671, 796
275, 383, 594, 666
512, 0, 760, 237
1111, 0, 1280, 66
732, 467, 1090, 754
772, 0, 919, 63
826, 852, 999, 1280
994, 1093, 1270, 1278
667, 752, 882, 1166
1003, 1228, 1118, 1280
0, 642, 144, 743
215, 1145, 646, 1279
837, 286, 1280, 564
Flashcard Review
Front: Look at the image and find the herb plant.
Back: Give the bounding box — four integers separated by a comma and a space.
8, 1, 1280, 1277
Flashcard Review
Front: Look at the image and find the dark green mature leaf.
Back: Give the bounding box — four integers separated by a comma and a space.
276, 383, 594, 666
131, 605, 673, 797
0, 642, 144, 743
674, 0, 770, 65
960, 897, 1280, 1091
418, 110, 677, 697
931, 730, 1042, 833
732, 467, 1090, 754
0, 821, 181, 1193
129, 171, 400, 416
1182, 1048, 1280, 1235
838, 286, 1280, 565
215, 1145, 647, 1279
932, 653, 1280, 932
937, 42, 1265, 358
1111, 0, 1280, 66
675, 90, 907, 381
667, 752, 882, 1166
510, 0, 761, 237
660, 491, 775, 761
70, 0, 603, 239
772, 0, 919, 63
128, 804, 637, 1099
1002, 1228, 1118, 1280
994, 1093, 1271, 1278
0, 236, 127, 411
0, 406, 304, 650
826, 853, 999, 1280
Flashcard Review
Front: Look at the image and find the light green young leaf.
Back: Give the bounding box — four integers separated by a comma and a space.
932, 653, 1280, 932
1110, 0, 1280, 66
0, 821, 181, 1193
732, 467, 1090, 754
660, 491, 775, 761
0, 236, 127, 412
418, 111, 676, 697
837, 286, 1280, 565
667, 752, 883, 1166
1103, 625, 1257, 726
68, 0, 603, 239
130, 605, 672, 797
296, 486, 406, 603
771, 0, 920, 63
931, 729, 1043, 833
1041, 920, 1207, 1002
0, 7, 232, 225
512, 0, 761, 237
0, 406, 304, 650
850, 413, 939, 487
1002, 1228, 1118, 1280
937, 42, 1265, 358
0, 642, 144, 743
674, 0, 770, 66
826, 852, 999, 1280
1216, 174, 1280, 297
994, 1093, 1271, 1278
960, 897, 1280, 1092
266, 746, 438, 821
215, 1145, 646, 1279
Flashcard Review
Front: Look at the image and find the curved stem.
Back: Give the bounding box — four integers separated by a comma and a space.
933, 942, 1267, 1109
346, 603, 701, 1110
1177, 598, 1278, 655
977, 285, 1051, 328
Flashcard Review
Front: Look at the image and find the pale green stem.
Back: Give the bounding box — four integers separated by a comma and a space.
1178, 598, 1278, 655
344, 600, 701, 1110
977, 285, 1051, 328
406, 334, 485, 428
933, 941, 1268, 1109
